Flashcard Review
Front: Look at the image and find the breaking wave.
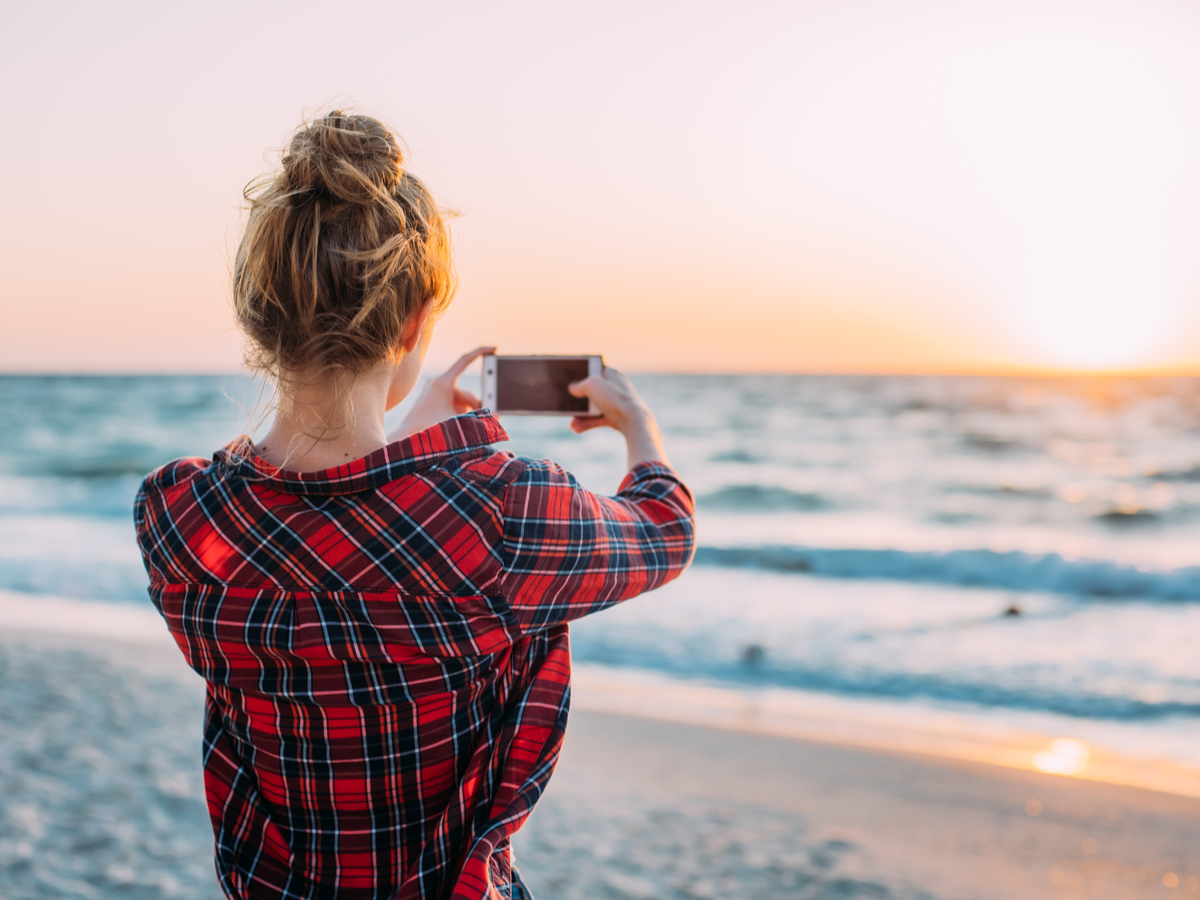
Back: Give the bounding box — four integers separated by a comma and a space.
694, 544, 1200, 601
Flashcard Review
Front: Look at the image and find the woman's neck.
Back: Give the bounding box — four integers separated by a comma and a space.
255, 366, 394, 472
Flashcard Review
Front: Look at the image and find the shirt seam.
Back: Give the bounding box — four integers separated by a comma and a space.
145, 578, 509, 601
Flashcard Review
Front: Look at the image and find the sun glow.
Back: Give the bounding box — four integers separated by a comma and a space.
1033, 739, 1092, 776
810, 12, 1200, 373
7, 3, 1200, 373
1010, 241, 1183, 370
965, 27, 1200, 370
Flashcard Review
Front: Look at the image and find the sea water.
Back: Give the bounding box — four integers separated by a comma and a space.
2, 373, 1198, 780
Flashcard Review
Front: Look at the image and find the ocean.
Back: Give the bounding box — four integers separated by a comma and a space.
3, 372, 1199, 784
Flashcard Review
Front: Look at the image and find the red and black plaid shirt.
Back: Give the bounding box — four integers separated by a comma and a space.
133, 411, 694, 900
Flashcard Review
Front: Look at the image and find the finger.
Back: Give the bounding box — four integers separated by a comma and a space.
570, 415, 610, 433
599, 366, 629, 387
455, 389, 481, 409
567, 378, 593, 397
442, 346, 498, 382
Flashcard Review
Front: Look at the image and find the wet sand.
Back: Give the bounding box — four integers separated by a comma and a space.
517, 711, 1200, 899
0, 610, 1197, 900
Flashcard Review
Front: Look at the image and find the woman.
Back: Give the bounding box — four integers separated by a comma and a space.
133, 112, 695, 900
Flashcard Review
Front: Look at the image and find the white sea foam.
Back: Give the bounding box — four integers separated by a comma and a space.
3, 373, 1200, 737
694, 544, 1200, 600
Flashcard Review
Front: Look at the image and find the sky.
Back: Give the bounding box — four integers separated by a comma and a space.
4, 0, 1200, 374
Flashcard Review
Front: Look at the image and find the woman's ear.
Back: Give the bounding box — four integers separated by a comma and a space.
398, 297, 437, 354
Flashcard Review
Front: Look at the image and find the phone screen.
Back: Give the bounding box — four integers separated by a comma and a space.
496, 357, 590, 413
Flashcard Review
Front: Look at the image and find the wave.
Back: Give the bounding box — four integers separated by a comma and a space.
0, 559, 149, 605
961, 433, 1024, 453
708, 448, 767, 464
1153, 464, 1200, 482
697, 485, 829, 512
571, 637, 1200, 721
694, 544, 1200, 601
44, 459, 156, 480
1095, 509, 1162, 525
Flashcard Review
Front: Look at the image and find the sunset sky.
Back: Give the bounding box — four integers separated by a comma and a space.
5, 0, 1200, 374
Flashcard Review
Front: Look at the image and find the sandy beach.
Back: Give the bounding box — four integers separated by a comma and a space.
1, 598, 1196, 900
518, 712, 1200, 899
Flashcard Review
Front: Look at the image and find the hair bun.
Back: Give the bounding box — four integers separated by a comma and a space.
235, 111, 456, 390
282, 112, 403, 203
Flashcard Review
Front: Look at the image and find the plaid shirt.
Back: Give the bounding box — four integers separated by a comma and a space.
133, 411, 694, 900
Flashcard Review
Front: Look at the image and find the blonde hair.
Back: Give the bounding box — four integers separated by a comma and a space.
233, 112, 455, 398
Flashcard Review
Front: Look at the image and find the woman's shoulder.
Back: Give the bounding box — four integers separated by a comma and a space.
132, 454, 223, 573
137, 454, 215, 499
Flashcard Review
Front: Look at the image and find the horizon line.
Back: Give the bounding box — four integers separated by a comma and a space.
3, 363, 1200, 379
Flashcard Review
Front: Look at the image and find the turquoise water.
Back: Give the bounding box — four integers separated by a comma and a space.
2, 373, 1198, 724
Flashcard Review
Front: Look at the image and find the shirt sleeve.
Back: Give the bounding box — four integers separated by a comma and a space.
498, 458, 696, 634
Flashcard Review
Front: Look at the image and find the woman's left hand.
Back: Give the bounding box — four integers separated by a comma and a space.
390, 346, 496, 441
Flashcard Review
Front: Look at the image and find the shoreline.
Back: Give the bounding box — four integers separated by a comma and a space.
571, 662, 1200, 802
4, 590, 1198, 802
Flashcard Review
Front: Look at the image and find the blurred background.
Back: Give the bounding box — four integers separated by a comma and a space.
5, 0, 1200, 375
3, 1, 1200, 898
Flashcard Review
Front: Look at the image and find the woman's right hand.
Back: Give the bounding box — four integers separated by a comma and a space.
568, 367, 670, 469
390, 346, 495, 441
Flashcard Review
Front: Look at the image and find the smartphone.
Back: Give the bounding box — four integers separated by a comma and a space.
481, 354, 604, 416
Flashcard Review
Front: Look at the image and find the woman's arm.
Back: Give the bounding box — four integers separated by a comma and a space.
498, 456, 696, 634
567, 367, 670, 471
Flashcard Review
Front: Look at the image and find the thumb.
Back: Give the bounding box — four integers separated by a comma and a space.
570, 414, 609, 433
568, 379, 590, 396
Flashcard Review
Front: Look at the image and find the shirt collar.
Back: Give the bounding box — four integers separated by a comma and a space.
214, 410, 509, 496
